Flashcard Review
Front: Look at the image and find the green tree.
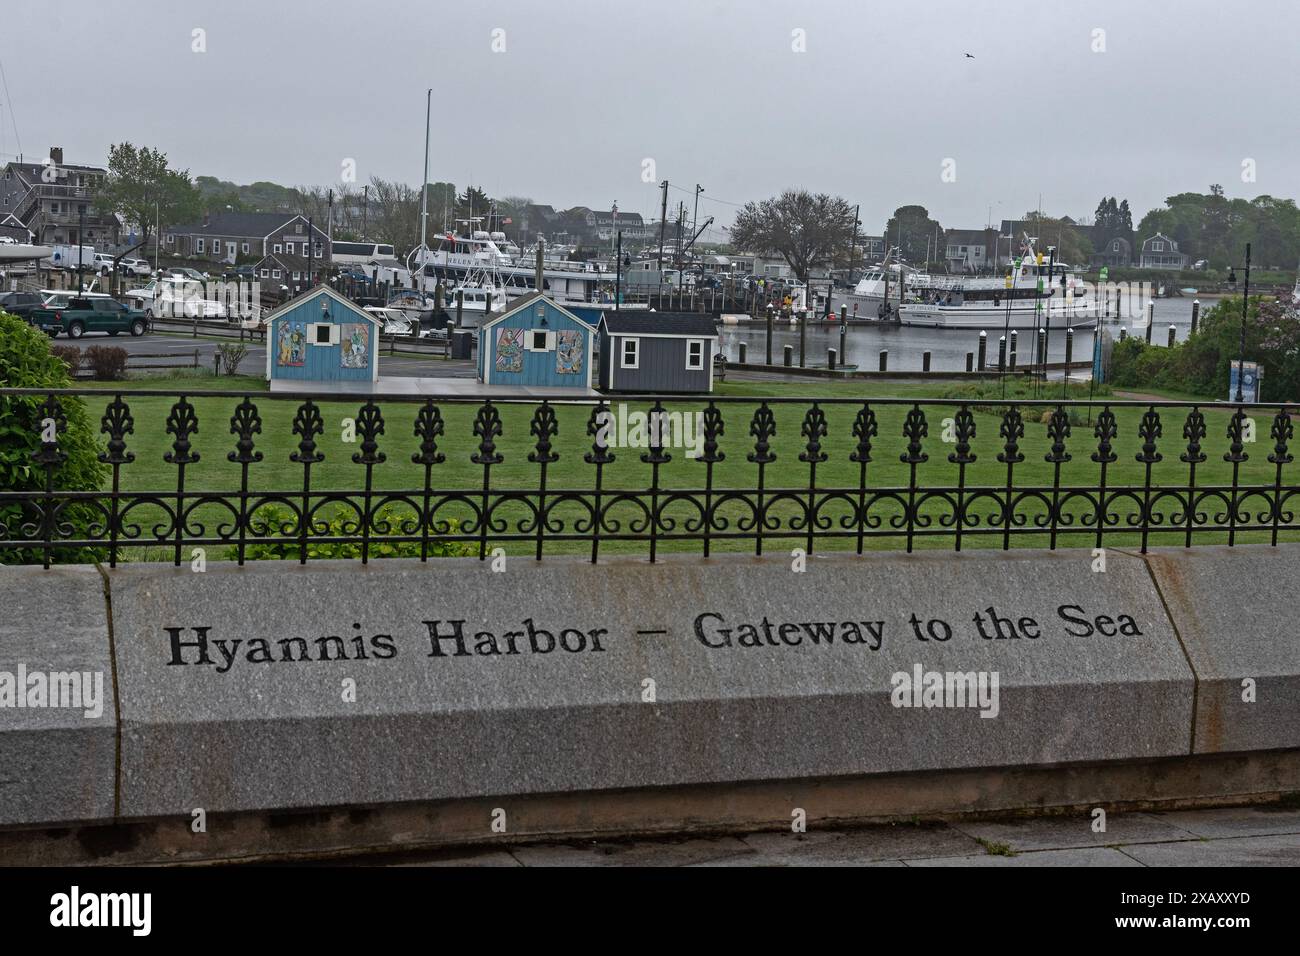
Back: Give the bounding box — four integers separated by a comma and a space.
731, 189, 857, 281
99, 143, 201, 254
882, 205, 943, 266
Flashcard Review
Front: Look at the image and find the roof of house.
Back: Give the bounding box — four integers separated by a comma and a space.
481, 291, 597, 334
167, 212, 303, 237
262, 285, 381, 327
1142, 232, 1180, 249
599, 312, 719, 337
255, 253, 321, 273
944, 228, 993, 245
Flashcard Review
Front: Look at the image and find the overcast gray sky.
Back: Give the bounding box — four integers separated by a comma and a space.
3, 0, 1295, 236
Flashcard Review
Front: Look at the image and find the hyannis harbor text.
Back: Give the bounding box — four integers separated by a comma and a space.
156, 604, 1144, 672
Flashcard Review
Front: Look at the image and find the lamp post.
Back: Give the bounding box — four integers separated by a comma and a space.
1225, 243, 1253, 402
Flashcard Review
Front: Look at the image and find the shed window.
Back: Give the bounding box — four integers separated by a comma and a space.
621, 337, 639, 369
308, 322, 340, 345
273, 243, 282, 254
272, 269, 281, 279
260, 268, 269, 278
686, 339, 705, 371
526, 329, 556, 351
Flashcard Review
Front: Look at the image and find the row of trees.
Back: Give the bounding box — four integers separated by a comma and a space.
1137, 186, 1300, 270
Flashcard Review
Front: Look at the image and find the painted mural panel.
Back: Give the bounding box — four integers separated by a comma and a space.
496, 327, 524, 373
277, 321, 306, 367
555, 330, 584, 375
340, 323, 370, 369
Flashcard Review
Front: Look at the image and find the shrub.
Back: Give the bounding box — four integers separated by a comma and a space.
82, 345, 129, 381
239, 504, 479, 561
0, 315, 108, 565
50, 345, 82, 374
217, 343, 248, 376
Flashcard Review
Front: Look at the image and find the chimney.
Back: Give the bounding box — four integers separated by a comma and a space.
535, 239, 545, 294
49, 146, 63, 166
202, 210, 210, 228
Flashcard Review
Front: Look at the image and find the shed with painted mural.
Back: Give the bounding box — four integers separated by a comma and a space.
477, 291, 597, 389
264, 286, 381, 386
597, 312, 719, 393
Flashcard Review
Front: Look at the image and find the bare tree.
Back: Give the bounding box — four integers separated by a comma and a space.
367, 176, 422, 256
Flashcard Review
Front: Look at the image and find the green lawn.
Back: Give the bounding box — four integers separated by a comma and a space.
46, 371, 1298, 561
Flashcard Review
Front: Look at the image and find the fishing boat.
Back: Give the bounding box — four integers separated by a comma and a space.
897, 251, 1095, 329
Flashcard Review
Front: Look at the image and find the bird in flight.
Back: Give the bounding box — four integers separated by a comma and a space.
965, 53, 975, 58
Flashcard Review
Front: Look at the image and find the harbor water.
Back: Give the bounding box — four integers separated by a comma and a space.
716, 295, 1217, 372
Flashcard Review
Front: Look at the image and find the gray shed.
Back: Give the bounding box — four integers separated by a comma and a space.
597, 312, 719, 393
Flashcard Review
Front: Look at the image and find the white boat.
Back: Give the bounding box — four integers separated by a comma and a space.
363, 306, 416, 335
406, 221, 607, 304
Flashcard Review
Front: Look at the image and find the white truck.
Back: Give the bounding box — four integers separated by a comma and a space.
46, 244, 99, 272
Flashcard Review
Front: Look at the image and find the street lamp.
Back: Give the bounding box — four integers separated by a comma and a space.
1225, 242, 1253, 403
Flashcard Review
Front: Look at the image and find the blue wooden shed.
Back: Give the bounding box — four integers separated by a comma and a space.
264, 286, 381, 386
477, 291, 597, 390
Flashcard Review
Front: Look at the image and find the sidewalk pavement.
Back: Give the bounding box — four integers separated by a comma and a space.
353, 805, 1300, 867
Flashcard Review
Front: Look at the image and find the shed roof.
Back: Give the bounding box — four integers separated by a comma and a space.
481, 291, 597, 334
599, 312, 719, 337
262, 285, 381, 327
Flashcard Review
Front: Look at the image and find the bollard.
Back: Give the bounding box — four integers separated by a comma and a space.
1009, 330, 1018, 371
922, 350, 932, 372
799, 309, 807, 368
839, 304, 847, 356
1065, 327, 1074, 369
783, 344, 793, 367
879, 349, 888, 372
766, 305, 774, 365
1119, 327, 1127, 341
965, 352, 974, 372
445, 320, 453, 358
828, 348, 837, 371
738, 342, 747, 365
998, 335, 1007, 371
1145, 301, 1154, 343
1191, 299, 1200, 335
1168, 324, 1176, 348
1037, 328, 1046, 378
977, 330, 987, 370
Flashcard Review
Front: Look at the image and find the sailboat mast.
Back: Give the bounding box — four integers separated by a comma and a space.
419, 88, 431, 282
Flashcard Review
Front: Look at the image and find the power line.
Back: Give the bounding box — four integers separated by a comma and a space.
0, 55, 21, 158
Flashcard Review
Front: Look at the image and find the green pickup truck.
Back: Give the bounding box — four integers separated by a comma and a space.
32, 297, 150, 339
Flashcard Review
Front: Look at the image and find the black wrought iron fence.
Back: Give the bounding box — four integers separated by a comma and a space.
2, 387, 1297, 568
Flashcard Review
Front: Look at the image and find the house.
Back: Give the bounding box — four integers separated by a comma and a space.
1091, 235, 1133, 269
1139, 232, 1188, 270
943, 228, 997, 272
588, 209, 649, 242
162, 212, 329, 267
0, 147, 119, 250
597, 312, 719, 393
253, 252, 327, 297
477, 290, 597, 390
264, 286, 381, 387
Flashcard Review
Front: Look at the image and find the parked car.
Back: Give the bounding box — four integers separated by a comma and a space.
0, 290, 46, 321
32, 297, 149, 338
119, 257, 152, 277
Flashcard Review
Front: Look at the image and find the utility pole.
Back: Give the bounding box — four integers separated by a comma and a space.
77, 206, 85, 292
692, 184, 703, 248
327, 189, 334, 245
362, 184, 369, 238
615, 230, 622, 312
657, 180, 669, 268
